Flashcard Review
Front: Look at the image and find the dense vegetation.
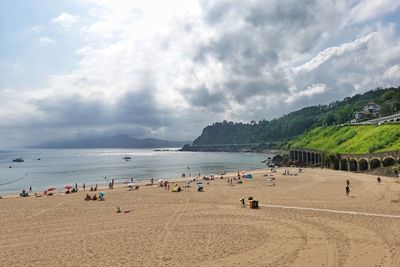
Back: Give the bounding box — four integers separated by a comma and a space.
289, 124, 400, 154
193, 87, 400, 145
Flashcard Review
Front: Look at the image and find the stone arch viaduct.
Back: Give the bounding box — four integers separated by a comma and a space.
289, 148, 400, 172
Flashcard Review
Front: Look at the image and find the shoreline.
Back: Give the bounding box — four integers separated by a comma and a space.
0, 168, 255, 199
2, 165, 399, 199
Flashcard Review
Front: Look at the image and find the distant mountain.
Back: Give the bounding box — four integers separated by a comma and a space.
29, 135, 190, 149
192, 86, 400, 146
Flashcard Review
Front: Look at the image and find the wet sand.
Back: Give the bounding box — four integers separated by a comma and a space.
1, 167, 400, 266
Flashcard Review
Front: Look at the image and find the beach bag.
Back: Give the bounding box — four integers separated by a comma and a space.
250, 200, 259, 209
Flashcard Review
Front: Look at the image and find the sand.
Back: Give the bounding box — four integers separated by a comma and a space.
1, 167, 400, 266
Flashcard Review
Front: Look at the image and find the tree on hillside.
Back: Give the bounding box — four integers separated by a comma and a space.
393, 100, 400, 113
380, 103, 392, 116
324, 113, 336, 125
380, 90, 395, 102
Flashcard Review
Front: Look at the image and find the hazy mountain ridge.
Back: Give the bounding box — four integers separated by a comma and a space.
30, 135, 190, 149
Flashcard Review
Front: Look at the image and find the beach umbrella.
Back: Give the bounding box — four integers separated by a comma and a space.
65, 185, 73, 189
157, 179, 164, 182
47, 187, 56, 191
99, 192, 106, 197
127, 183, 134, 187
244, 174, 253, 179
196, 182, 203, 185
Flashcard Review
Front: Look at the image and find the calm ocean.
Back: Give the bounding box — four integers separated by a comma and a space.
0, 148, 269, 194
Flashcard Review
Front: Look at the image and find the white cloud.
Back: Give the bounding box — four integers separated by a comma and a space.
350, 0, 400, 23
51, 12, 79, 28
31, 25, 44, 32
286, 84, 327, 104
38, 36, 56, 45
294, 32, 377, 74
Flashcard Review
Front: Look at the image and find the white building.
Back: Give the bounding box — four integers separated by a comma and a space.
355, 103, 381, 120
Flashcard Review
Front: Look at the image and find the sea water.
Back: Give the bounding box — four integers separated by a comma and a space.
0, 149, 269, 194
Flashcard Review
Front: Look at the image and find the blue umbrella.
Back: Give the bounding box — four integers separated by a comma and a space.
99, 192, 106, 197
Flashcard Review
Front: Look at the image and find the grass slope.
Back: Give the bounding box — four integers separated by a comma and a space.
289, 124, 400, 154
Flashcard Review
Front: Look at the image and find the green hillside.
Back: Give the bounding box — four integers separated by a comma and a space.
193, 87, 400, 145
289, 124, 400, 154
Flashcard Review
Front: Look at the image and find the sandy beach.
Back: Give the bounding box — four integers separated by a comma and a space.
1, 167, 400, 266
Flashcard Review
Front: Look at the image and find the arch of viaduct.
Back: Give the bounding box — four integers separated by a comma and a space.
289, 149, 400, 172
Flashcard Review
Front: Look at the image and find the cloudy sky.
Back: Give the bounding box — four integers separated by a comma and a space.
1, 0, 400, 147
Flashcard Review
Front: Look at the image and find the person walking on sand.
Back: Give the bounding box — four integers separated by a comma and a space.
346, 179, 350, 187
83, 183, 86, 191
377, 176, 381, 184
29, 186, 32, 193
346, 185, 350, 196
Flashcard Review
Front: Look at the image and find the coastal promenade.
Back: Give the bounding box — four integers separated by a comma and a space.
289, 148, 400, 172
358, 112, 400, 125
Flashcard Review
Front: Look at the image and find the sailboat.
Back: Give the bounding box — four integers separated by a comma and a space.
123, 149, 131, 160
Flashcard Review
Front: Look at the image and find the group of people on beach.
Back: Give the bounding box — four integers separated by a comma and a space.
89, 185, 98, 191
84, 193, 104, 201
160, 180, 170, 190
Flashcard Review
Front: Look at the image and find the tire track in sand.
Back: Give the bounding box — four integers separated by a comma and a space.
262, 204, 400, 219
157, 197, 190, 264
32, 201, 67, 217
200, 217, 308, 267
